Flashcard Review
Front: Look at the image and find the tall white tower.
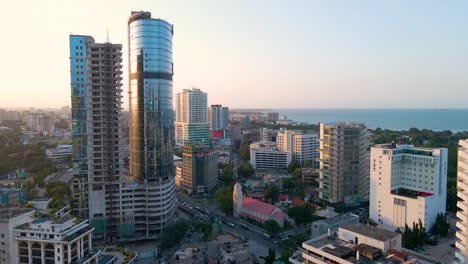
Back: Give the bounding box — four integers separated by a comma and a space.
233, 183, 243, 217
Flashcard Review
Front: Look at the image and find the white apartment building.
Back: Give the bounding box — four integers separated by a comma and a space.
14, 216, 98, 264
0, 209, 35, 264
175, 88, 210, 146
45, 144, 72, 164
369, 144, 448, 232
250, 141, 291, 170
277, 129, 319, 166
208, 104, 229, 131
455, 140, 468, 264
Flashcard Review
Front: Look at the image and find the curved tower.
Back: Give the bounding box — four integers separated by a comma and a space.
127, 11, 176, 237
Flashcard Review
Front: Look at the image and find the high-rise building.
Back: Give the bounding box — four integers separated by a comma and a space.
127, 11, 177, 237
277, 129, 319, 167
181, 144, 218, 195
319, 123, 370, 206
208, 104, 229, 131
69, 34, 125, 240
175, 88, 210, 146
455, 140, 468, 264
369, 144, 447, 231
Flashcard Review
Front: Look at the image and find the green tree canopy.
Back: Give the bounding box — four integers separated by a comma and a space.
263, 220, 281, 234
288, 203, 316, 225
215, 186, 233, 215
238, 161, 255, 177
264, 186, 280, 204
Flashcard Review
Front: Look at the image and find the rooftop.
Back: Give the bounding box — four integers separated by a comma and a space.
340, 224, 400, 242
0, 208, 33, 221
242, 197, 276, 215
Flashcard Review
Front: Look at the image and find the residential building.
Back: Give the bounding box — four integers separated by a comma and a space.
127, 11, 177, 238
260, 127, 277, 142
277, 129, 319, 167
0, 209, 35, 264
289, 224, 438, 264
319, 123, 370, 206
208, 104, 229, 131
181, 144, 218, 194
369, 144, 447, 232
301, 168, 319, 186
233, 183, 287, 227
14, 214, 99, 264
69, 34, 125, 241
455, 140, 468, 264
175, 88, 210, 146
250, 141, 291, 170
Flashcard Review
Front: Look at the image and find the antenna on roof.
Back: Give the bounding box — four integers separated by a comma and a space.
106, 28, 109, 43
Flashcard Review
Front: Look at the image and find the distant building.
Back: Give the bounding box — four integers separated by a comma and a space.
259, 127, 277, 142
233, 183, 287, 227
266, 112, 279, 123
181, 144, 218, 194
319, 123, 370, 206
175, 88, 210, 146
208, 104, 229, 131
250, 141, 291, 170
455, 140, 468, 264
301, 168, 319, 186
0, 188, 27, 206
369, 144, 448, 231
310, 213, 360, 238
277, 129, 319, 167
45, 144, 72, 164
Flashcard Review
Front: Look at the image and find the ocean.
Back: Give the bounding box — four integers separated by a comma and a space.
274, 109, 468, 132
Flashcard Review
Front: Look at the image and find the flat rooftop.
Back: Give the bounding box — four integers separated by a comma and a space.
340, 224, 400, 242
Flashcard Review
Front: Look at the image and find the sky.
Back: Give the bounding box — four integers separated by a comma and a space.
0, 0, 467, 109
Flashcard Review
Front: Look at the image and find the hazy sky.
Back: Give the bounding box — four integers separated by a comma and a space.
1, 0, 467, 109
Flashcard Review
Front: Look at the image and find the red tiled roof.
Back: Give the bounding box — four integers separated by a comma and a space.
279, 194, 289, 201
242, 197, 276, 216
271, 211, 287, 219
291, 197, 305, 206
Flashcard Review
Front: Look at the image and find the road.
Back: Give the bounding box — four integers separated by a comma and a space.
176, 191, 282, 256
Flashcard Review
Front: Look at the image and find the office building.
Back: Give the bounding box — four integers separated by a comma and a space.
260, 127, 277, 142
181, 144, 218, 194
250, 141, 291, 170
127, 11, 177, 238
369, 144, 447, 231
319, 123, 370, 206
277, 129, 319, 167
69, 34, 125, 241
175, 88, 210, 146
208, 104, 229, 131
455, 140, 468, 264
45, 144, 72, 164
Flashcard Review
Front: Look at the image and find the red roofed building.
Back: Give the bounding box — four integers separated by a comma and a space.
233, 183, 287, 227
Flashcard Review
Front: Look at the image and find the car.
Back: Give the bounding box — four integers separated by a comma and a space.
227, 222, 235, 227
272, 240, 278, 244
263, 233, 271, 239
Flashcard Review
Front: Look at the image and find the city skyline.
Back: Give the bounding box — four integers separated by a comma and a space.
1, 0, 468, 109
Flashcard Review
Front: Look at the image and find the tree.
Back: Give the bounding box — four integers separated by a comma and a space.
160, 220, 189, 249
238, 161, 254, 177
288, 162, 300, 173
260, 248, 276, 264
239, 143, 250, 161
430, 213, 449, 239
263, 220, 281, 234
288, 204, 315, 225
45, 182, 70, 209
402, 220, 427, 250
279, 249, 293, 262
220, 164, 234, 184
293, 168, 302, 179
215, 186, 233, 215
194, 221, 214, 240
264, 186, 280, 204
282, 177, 296, 193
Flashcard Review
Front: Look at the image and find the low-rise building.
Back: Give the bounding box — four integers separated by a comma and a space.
250, 141, 291, 170
310, 213, 360, 238
290, 224, 438, 264
233, 183, 287, 227
0, 188, 27, 206
45, 145, 72, 164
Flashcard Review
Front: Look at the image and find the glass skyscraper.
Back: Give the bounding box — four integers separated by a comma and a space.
128, 11, 174, 181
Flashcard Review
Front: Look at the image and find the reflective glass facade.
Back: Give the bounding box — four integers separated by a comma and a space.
128, 12, 174, 181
